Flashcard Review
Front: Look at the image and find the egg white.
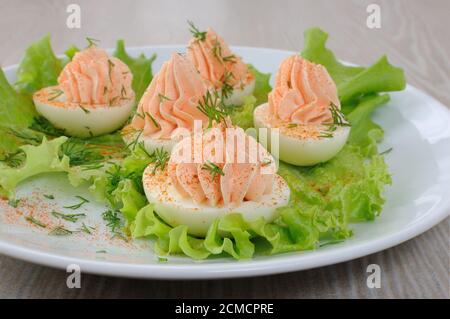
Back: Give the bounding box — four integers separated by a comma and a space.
33, 86, 134, 138
142, 165, 290, 236
223, 79, 255, 106
254, 103, 350, 166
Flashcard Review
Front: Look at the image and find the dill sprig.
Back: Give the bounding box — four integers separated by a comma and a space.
30, 116, 66, 136
329, 104, 350, 127
318, 131, 334, 138
102, 210, 124, 238
78, 222, 95, 235
25, 215, 47, 228
8, 128, 42, 144
63, 195, 90, 210
78, 104, 90, 114
158, 93, 171, 103
221, 71, 234, 99
86, 37, 100, 48
108, 59, 115, 81
48, 89, 63, 101
212, 39, 223, 61
0, 150, 25, 168
48, 225, 74, 236
80, 163, 104, 171
222, 54, 237, 63
145, 112, 160, 128
8, 198, 20, 208
125, 128, 143, 150
59, 138, 104, 166
188, 20, 207, 41
380, 147, 393, 155
150, 147, 170, 174
201, 161, 224, 179
51, 211, 86, 223
197, 90, 229, 128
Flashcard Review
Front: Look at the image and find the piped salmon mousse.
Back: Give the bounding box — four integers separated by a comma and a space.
124, 53, 210, 153
187, 25, 255, 106
142, 121, 290, 236
33, 47, 135, 137
253, 55, 350, 166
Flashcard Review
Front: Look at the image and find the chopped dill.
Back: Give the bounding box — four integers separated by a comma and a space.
102, 209, 127, 240
201, 161, 224, 179
48, 225, 74, 236
188, 20, 207, 41
380, 147, 393, 155
108, 59, 115, 81
51, 211, 86, 223
63, 195, 90, 210
86, 37, 100, 48
8, 198, 20, 208
78, 104, 90, 114
79, 222, 95, 235
0, 150, 25, 168
145, 112, 160, 128
330, 104, 350, 127
30, 116, 66, 136
222, 54, 237, 63
48, 89, 63, 101
150, 147, 170, 174
158, 93, 171, 103
197, 90, 229, 127
25, 215, 47, 228
221, 71, 234, 99
8, 128, 42, 144
59, 138, 104, 166
44, 194, 55, 200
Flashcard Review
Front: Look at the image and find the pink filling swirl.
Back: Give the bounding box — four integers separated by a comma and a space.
187, 28, 254, 89
168, 122, 275, 207
268, 55, 340, 124
130, 53, 209, 139
58, 47, 133, 106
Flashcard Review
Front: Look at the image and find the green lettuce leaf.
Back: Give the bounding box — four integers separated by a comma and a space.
15, 35, 62, 95
113, 40, 157, 102
301, 28, 405, 104
0, 136, 70, 197
0, 68, 38, 154
228, 95, 257, 129
347, 94, 390, 156
248, 64, 272, 105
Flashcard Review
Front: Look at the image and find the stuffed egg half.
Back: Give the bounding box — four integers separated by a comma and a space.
254, 55, 350, 166
187, 27, 255, 106
142, 121, 290, 236
33, 47, 135, 138
124, 53, 210, 154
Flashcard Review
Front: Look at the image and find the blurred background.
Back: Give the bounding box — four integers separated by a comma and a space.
0, 0, 448, 105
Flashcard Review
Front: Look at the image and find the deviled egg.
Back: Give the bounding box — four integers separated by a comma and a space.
254, 55, 350, 166
142, 121, 290, 236
124, 53, 210, 154
187, 26, 255, 106
33, 47, 135, 138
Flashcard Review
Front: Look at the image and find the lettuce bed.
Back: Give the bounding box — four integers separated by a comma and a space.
0, 28, 405, 260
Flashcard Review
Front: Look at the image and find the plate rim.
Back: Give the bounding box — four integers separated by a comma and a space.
1, 45, 449, 280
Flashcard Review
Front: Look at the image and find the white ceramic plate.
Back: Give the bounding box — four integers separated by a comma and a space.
0, 46, 449, 280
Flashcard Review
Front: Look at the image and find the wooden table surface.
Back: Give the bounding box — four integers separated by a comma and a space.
0, 0, 448, 299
